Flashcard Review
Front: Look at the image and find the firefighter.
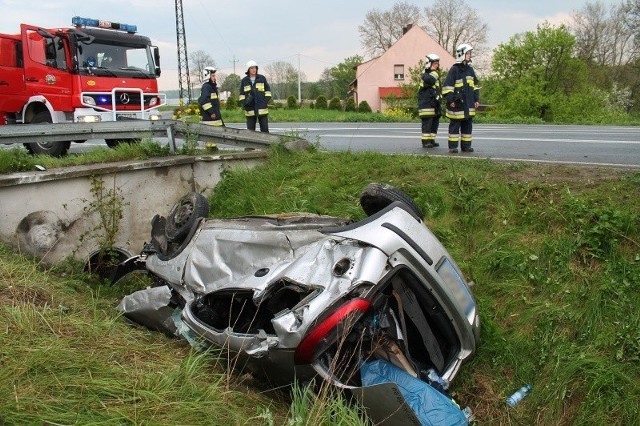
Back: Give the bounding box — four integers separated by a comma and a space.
199, 66, 224, 126
417, 53, 442, 148
238, 60, 272, 133
442, 43, 480, 153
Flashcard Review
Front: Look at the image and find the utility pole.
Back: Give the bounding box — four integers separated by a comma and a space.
230, 55, 239, 75
175, 0, 192, 104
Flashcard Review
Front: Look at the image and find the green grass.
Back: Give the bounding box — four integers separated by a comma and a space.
2, 150, 639, 425
173, 106, 408, 123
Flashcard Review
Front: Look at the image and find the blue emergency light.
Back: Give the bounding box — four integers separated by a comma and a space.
72, 16, 137, 33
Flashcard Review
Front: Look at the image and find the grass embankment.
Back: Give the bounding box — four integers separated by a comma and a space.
2, 149, 639, 425
168, 106, 410, 123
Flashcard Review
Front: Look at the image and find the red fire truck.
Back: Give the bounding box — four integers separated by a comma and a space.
0, 16, 166, 156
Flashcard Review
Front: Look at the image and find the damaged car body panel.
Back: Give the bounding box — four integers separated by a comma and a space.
116, 186, 479, 425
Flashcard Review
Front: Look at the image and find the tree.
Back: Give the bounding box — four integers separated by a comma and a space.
221, 73, 241, 97
423, 0, 488, 56
358, 1, 423, 57
491, 23, 596, 121
630, 0, 640, 43
317, 68, 336, 98
189, 50, 214, 85
264, 61, 304, 100
571, 1, 637, 66
328, 55, 363, 99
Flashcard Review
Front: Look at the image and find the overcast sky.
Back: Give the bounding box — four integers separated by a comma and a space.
0, 0, 624, 90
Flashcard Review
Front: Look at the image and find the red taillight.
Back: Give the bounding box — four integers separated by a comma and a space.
294, 298, 371, 364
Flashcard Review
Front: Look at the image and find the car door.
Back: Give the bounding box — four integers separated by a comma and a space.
0, 35, 26, 119
20, 24, 74, 116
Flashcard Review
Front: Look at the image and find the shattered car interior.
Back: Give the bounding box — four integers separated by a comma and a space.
115, 183, 479, 425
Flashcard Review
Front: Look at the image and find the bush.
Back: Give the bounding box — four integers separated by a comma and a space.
344, 97, 356, 112
358, 100, 372, 113
225, 95, 238, 110
287, 96, 298, 109
172, 102, 200, 119
384, 107, 413, 120
316, 96, 328, 109
328, 97, 342, 111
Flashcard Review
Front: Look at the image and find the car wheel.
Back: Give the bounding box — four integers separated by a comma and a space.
105, 138, 137, 148
23, 112, 71, 157
165, 192, 210, 242
359, 182, 423, 218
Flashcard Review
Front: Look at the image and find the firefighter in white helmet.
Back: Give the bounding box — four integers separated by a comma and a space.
199, 66, 224, 126
417, 53, 442, 148
238, 60, 272, 132
442, 43, 480, 153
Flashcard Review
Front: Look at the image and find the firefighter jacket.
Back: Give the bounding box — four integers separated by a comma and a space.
238, 74, 272, 117
442, 63, 479, 120
199, 80, 223, 126
417, 69, 442, 118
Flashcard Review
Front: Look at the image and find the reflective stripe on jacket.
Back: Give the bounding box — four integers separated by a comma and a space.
239, 74, 272, 117
417, 69, 441, 117
199, 80, 223, 125
442, 63, 479, 120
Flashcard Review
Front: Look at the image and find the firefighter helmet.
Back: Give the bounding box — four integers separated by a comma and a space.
245, 60, 258, 74
426, 53, 440, 68
203, 66, 217, 79
455, 44, 473, 63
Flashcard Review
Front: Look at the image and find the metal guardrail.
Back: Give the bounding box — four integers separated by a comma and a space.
0, 120, 304, 152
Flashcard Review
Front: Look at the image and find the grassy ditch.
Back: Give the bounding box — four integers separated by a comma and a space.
2, 150, 640, 425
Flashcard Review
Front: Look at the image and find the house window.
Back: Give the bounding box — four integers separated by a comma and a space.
394, 64, 404, 80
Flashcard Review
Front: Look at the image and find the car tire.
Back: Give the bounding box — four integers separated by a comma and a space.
23, 112, 71, 157
359, 182, 423, 218
105, 138, 137, 148
165, 192, 210, 242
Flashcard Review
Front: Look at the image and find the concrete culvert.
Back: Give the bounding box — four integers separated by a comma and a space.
84, 247, 133, 281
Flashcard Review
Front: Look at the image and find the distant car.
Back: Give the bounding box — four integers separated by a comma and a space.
116, 184, 479, 424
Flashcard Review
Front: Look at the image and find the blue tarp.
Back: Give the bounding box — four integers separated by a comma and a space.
361, 359, 468, 426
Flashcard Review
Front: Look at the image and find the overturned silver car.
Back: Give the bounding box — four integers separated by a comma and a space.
116, 184, 479, 424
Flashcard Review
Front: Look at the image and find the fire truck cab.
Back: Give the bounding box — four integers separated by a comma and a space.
0, 16, 166, 156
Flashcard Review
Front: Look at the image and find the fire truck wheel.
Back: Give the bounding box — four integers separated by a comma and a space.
106, 139, 137, 148
24, 112, 71, 157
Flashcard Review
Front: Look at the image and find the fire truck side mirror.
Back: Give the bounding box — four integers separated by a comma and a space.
153, 46, 161, 77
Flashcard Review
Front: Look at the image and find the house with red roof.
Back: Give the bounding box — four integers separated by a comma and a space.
351, 24, 455, 112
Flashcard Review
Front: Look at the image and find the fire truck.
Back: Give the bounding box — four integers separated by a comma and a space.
0, 16, 166, 156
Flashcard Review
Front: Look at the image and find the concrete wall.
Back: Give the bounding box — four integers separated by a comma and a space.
0, 152, 266, 265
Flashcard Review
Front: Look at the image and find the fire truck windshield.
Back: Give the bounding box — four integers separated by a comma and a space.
77, 40, 155, 78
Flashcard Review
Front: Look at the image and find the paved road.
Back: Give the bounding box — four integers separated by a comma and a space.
5, 122, 639, 169
269, 123, 640, 169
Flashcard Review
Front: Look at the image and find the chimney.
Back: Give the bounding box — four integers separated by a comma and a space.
403, 24, 413, 34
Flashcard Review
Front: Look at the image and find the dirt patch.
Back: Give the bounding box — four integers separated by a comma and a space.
503, 163, 636, 185
0, 285, 52, 307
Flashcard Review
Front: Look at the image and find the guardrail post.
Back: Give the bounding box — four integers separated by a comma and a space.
166, 123, 176, 153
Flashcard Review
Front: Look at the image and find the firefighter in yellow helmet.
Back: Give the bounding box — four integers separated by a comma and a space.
238, 60, 272, 133
199, 66, 224, 126
442, 43, 480, 153
417, 53, 442, 148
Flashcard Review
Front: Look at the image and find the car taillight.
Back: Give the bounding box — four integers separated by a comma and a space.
294, 298, 371, 365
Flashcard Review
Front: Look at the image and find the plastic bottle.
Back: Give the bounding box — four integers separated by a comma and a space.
425, 368, 449, 391
506, 384, 532, 407
462, 407, 475, 422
